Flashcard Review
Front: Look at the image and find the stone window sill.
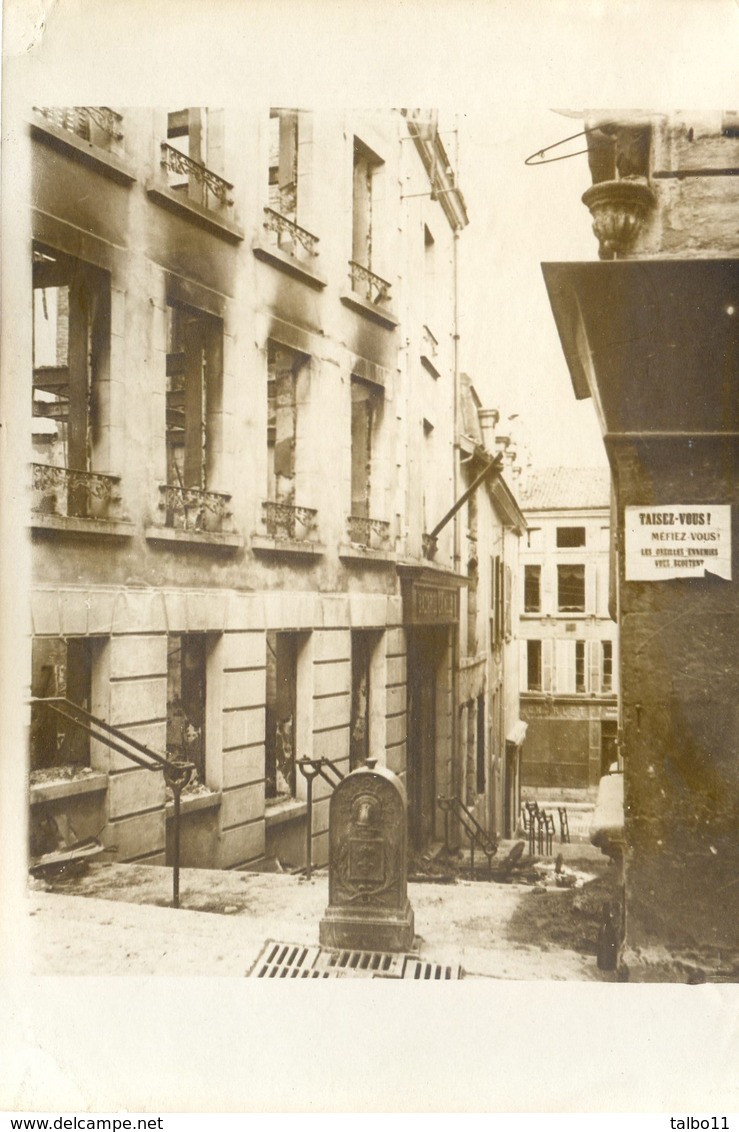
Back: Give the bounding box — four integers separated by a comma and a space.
252, 240, 327, 290
146, 181, 244, 243
30, 771, 109, 806
30, 514, 135, 538
251, 535, 325, 558
340, 291, 399, 330
31, 115, 136, 186
145, 526, 244, 549
338, 543, 397, 564
165, 790, 222, 817
264, 799, 308, 828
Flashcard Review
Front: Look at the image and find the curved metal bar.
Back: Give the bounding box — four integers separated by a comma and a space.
524, 126, 603, 167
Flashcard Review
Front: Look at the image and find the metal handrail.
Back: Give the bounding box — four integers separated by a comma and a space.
29, 696, 193, 906
296, 756, 346, 879
438, 794, 499, 877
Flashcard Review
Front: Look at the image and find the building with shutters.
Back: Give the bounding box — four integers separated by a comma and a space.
456, 378, 527, 841
517, 467, 618, 793
23, 106, 523, 874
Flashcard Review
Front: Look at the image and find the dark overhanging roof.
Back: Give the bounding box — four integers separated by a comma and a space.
541, 259, 739, 436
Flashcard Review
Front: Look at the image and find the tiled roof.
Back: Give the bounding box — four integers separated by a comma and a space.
519, 467, 611, 511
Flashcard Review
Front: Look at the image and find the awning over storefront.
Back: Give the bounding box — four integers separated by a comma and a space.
506, 719, 528, 748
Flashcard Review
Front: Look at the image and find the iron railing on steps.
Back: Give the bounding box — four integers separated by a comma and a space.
29, 696, 194, 907
296, 756, 346, 879
437, 794, 499, 877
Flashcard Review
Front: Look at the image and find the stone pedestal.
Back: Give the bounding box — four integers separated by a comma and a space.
320, 760, 415, 952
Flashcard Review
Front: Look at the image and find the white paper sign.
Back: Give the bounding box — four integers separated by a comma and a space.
625, 505, 732, 581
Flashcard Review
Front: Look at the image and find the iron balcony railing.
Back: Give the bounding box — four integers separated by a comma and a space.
262, 500, 318, 541
263, 208, 319, 258
31, 464, 122, 521
158, 483, 232, 533
346, 515, 392, 550
160, 142, 234, 208
34, 106, 124, 145
348, 261, 392, 305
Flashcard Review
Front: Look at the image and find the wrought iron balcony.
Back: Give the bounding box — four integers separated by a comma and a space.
347, 515, 392, 550
158, 484, 232, 533
31, 463, 121, 520
263, 208, 319, 259
262, 500, 318, 541
160, 142, 234, 209
34, 106, 124, 146
348, 261, 392, 305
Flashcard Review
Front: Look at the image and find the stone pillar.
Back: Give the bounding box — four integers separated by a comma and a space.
614, 437, 739, 978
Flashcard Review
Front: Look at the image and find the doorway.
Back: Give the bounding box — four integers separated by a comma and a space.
406, 627, 446, 851
601, 720, 618, 776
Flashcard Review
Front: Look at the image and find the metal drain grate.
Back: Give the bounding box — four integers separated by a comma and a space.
402, 958, 460, 980
248, 940, 461, 979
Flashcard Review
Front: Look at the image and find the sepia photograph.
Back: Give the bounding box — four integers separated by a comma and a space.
2, 0, 738, 1117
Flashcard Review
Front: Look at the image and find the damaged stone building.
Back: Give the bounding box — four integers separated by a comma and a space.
543, 111, 738, 978
27, 107, 524, 873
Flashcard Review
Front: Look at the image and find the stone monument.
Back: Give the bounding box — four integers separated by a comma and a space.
320, 758, 415, 951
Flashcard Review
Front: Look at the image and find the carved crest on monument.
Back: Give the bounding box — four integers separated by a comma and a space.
320, 759, 415, 951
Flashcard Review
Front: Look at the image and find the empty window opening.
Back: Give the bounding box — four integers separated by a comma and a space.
166, 108, 208, 203
352, 139, 382, 269
524, 565, 541, 613
558, 564, 586, 612
527, 640, 542, 692
350, 632, 375, 771
265, 631, 301, 801
556, 526, 586, 548
269, 109, 298, 220
32, 246, 112, 518
350, 378, 377, 520
351, 138, 386, 301
167, 634, 208, 785
575, 641, 586, 693
267, 342, 309, 506
30, 637, 102, 772
165, 302, 223, 522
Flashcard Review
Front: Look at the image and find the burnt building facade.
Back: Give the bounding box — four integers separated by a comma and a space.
25, 107, 523, 872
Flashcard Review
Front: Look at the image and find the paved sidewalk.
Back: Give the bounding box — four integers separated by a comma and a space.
26, 858, 607, 980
